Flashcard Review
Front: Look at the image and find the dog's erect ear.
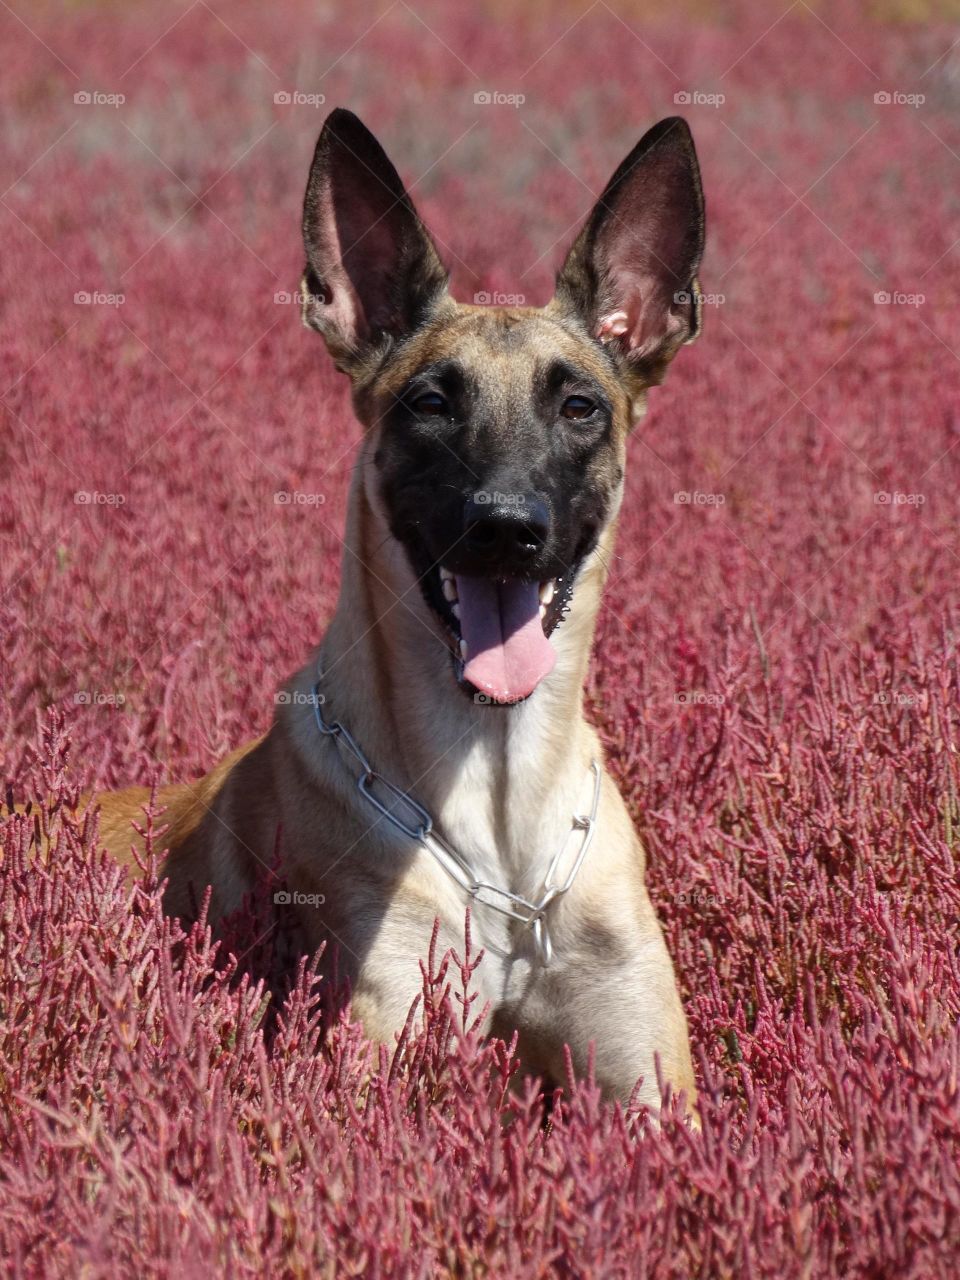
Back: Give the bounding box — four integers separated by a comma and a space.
554, 117, 705, 383
300, 109, 449, 370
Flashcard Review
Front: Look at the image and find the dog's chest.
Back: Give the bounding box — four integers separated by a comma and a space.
419, 750, 595, 986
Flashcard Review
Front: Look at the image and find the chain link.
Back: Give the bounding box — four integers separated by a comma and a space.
312, 676, 601, 965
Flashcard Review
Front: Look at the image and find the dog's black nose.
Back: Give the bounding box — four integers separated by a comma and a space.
462, 493, 550, 564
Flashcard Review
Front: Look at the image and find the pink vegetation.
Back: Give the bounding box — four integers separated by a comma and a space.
2, 0, 960, 1273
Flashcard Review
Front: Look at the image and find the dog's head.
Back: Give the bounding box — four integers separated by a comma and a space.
300, 109, 704, 704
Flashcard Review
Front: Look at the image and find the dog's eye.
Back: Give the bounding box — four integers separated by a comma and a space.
412, 392, 448, 416
561, 395, 596, 420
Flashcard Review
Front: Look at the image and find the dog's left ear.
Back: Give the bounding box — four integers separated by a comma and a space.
300, 108, 450, 372
554, 117, 705, 385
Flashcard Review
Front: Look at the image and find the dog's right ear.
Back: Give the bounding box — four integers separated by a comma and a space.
300, 109, 449, 372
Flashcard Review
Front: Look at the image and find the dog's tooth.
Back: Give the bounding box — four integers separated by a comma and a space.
539, 604, 547, 621
442, 578, 458, 602
439, 566, 454, 583
539, 579, 556, 605
451, 602, 460, 620
459, 639, 468, 659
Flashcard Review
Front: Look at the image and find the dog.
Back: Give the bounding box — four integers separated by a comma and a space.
89, 108, 705, 1113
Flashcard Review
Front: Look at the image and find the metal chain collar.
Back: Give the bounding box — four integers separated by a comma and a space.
311, 674, 601, 965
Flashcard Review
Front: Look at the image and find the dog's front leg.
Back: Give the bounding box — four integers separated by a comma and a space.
506, 910, 697, 1117
295, 892, 498, 1056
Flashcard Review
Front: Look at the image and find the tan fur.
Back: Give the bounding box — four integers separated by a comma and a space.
84, 299, 698, 1117
76, 107, 708, 1115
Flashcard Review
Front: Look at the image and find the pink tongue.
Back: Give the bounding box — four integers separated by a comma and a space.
456, 575, 556, 702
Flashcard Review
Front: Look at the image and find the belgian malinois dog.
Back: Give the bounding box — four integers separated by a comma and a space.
90, 108, 705, 1112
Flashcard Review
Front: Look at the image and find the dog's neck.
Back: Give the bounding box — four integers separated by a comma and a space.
296, 445, 614, 874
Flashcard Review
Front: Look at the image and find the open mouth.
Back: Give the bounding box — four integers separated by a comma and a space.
422, 565, 578, 704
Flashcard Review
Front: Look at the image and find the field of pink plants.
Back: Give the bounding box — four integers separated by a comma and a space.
2, 0, 960, 1274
